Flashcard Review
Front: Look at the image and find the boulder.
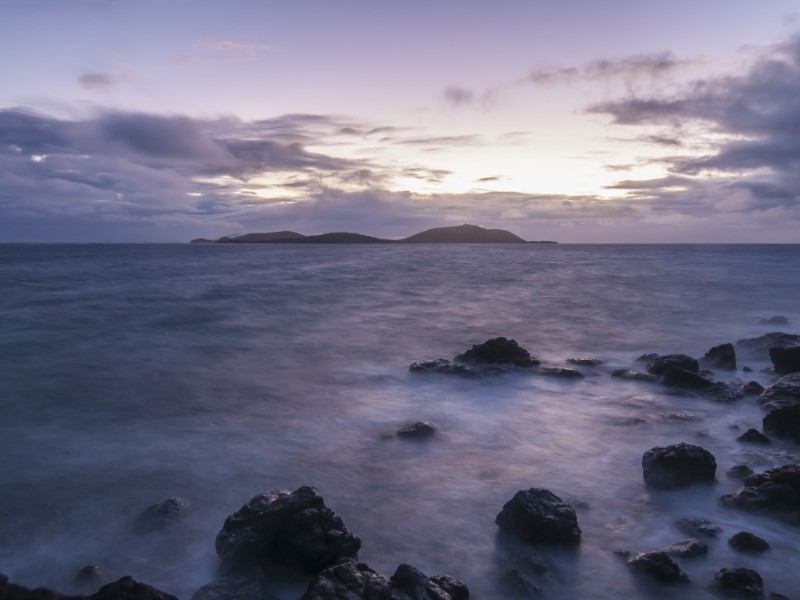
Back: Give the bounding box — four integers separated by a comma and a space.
763, 404, 800, 442
646, 354, 699, 376
88, 577, 177, 600
626, 552, 689, 583
737, 428, 771, 445
397, 421, 437, 438
741, 381, 765, 395
611, 369, 657, 382
300, 559, 469, 600
662, 538, 708, 558
760, 373, 800, 410
770, 345, 800, 376
642, 444, 716, 489
728, 531, 770, 553
134, 498, 189, 533
454, 337, 539, 368
720, 464, 800, 521
215, 486, 361, 574
712, 568, 763, 596
495, 488, 581, 545
703, 343, 737, 371
661, 366, 715, 389
409, 359, 470, 376
674, 517, 722, 538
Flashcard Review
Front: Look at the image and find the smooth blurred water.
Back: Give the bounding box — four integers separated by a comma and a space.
1, 243, 799, 599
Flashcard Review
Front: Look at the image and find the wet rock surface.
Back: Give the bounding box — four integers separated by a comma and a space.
626, 551, 689, 583
215, 486, 361, 574
703, 343, 737, 371
397, 421, 437, 438
646, 354, 699, 376
728, 531, 770, 553
642, 443, 717, 489
713, 568, 763, 596
495, 488, 581, 545
770, 345, 800, 376
134, 498, 189, 533
760, 373, 800, 410
454, 337, 539, 368
763, 404, 800, 442
409, 359, 469, 375
720, 464, 800, 521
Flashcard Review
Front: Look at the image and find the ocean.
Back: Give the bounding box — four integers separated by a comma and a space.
1, 243, 798, 599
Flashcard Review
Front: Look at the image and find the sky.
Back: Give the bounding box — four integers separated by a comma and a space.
1, 0, 799, 242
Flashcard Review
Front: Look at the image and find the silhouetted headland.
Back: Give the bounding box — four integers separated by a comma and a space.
190, 224, 557, 244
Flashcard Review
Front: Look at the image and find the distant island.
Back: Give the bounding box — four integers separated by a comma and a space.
191, 224, 557, 244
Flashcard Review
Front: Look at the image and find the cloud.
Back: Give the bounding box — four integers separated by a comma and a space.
527, 51, 690, 85
442, 86, 474, 107
78, 72, 126, 91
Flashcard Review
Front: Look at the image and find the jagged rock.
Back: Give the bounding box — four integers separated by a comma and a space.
720, 464, 800, 522
760, 373, 800, 410
761, 316, 789, 325
397, 421, 437, 438
704, 343, 737, 371
134, 498, 189, 533
454, 337, 539, 368
0, 573, 83, 600
741, 381, 765, 395
727, 465, 754, 480
728, 531, 770, 553
662, 538, 708, 558
763, 404, 800, 442
496, 488, 581, 545
674, 517, 722, 538
736, 332, 800, 359
88, 577, 177, 600
770, 345, 800, 376
534, 367, 583, 378
713, 568, 763, 596
300, 559, 468, 600
646, 354, 699, 376
737, 428, 771, 444
409, 359, 470, 375
642, 444, 716, 489
611, 369, 657, 382
662, 366, 715, 389
567, 357, 603, 366
215, 486, 361, 574
626, 552, 689, 583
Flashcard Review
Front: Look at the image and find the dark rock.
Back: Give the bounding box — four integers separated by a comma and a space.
567, 357, 603, 366
190, 574, 265, 600
708, 383, 745, 403
88, 577, 177, 600
741, 381, 765, 395
626, 551, 689, 584
704, 343, 737, 371
770, 345, 800, 376
743, 366, 754, 373
713, 568, 763, 596
409, 359, 470, 376
134, 498, 189, 533
300, 559, 468, 600
760, 373, 800, 410
75, 565, 103, 591
215, 486, 361, 574
737, 428, 771, 445
534, 367, 583, 378
763, 404, 800, 442
662, 366, 715, 389
397, 421, 437, 438
674, 517, 722, 538
761, 316, 789, 325
499, 554, 554, 599
496, 488, 581, 545
637, 353, 660, 363
0, 573, 83, 600
611, 369, 657, 382
454, 337, 539, 368
499, 569, 542, 598
736, 332, 800, 359
720, 464, 800, 521
642, 443, 716, 489
662, 538, 708, 558
728, 531, 770, 553
646, 354, 699, 376
727, 465, 754, 480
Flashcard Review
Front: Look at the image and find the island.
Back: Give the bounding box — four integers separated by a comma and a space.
191, 224, 557, 244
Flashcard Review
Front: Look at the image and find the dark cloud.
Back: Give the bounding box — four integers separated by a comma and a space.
527, 51, 689, 84
443, 86, 474, 106
395, 134, 481, 148
78, 72, 125, 90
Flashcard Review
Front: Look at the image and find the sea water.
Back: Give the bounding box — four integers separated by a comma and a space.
0, 243, 799, 599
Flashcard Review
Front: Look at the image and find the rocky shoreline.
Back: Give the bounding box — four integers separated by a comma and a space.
3, 329, 799, 600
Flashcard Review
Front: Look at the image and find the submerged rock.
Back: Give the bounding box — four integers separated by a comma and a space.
737, 428, 771, 444
534, 366, 584, 378
741, 381, 765, 395
662, 538, 708, 558
496, 488, 581, 545
190, 570, 268, 600
760, 373, 800, 410
409, 359, 470, 376
770, 345, 800, 376
455, 337, 539, 368
736, 332, 800, 359
720, 464, 800, 522
611, 368, 657, 382
761, 316, 789, 325
703, 343, 737, 371
567, 357, 604, 366
728, 531, 770, 553
674, 517, 722, 538
89, 577, 177, 600
397, 421, 437, 438
727, 465, 754, 481
626, 551, 689, 584
642, 444, 716, 489
134, 498, 189, 533
215, 486, 361, 574
713, 568, 763, 597
646, 354, 699, 376
763, 404, 800, 442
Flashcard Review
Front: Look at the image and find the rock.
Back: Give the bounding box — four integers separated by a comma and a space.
611, 369, 657, 382
674, 517, 722, 538
728, 531, 770, 553
741, 381, 765, 395
770, 345, 800, 376
736, 332, 800, 359
661, 366, 715, 389
300, 559, 468, 600
760, 373, 800, 410
626, 552, 689, 584
0, 573, 83, 600
713, 568, 763, 596
720, 464, 800, 521
662, 538, 708, 558
499, 554, 554, 598
642, 444, 716, 489
763, 404, 800, 442
495, 488, 581, 545
75, 564, 104, 591
566, 357, 603, 366
190, 571, 267, 600
534, 367, 584, 378
397, 421, 437, 438
704, 343, 737, 371
761, 316, 789, 325
637, 353, 660, 363
646, 354, 699, 376
88, 577, 177, 600
409, 359, 470, 376
215, 486, 361, 574
134, 498, 189, 533
454, 337, 539, 368
737, 428, 771, 444
727, 465, 754, 480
